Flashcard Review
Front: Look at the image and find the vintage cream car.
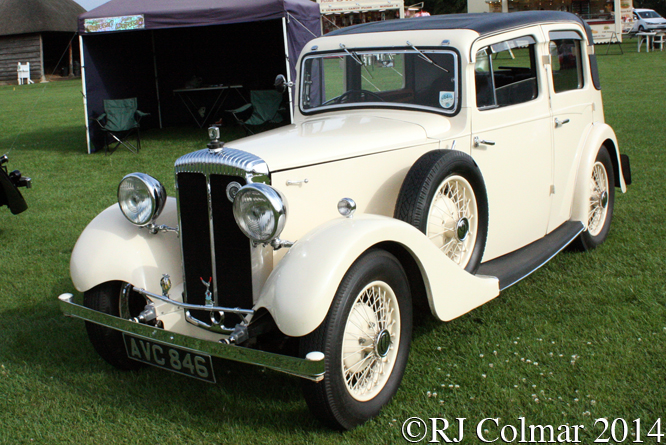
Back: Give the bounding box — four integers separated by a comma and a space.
59, 11, 631, 430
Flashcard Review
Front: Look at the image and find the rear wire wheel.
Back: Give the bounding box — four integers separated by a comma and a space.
572, 145, 615, 251
300, 249, 412, 430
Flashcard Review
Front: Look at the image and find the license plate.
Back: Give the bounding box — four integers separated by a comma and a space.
123, 333, 216, 383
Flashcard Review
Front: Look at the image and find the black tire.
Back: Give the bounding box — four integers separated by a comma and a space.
571, 146, 615, 251
395, 150, 489, 273
84, 281, 147, 370
300, 249, 412, 430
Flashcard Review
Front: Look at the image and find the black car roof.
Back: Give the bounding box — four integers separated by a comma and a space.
326, 11, 601, 90
328, 11, 591, 41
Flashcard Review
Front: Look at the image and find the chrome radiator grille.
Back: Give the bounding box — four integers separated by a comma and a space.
174, 148, 269, 316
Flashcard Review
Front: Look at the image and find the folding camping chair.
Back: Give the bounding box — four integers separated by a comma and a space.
94, 98, 149, 154
225, 90, 283, 135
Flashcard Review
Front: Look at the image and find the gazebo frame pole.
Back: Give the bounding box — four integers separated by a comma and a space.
281, 17, 294, 123
151, 31, 163, 129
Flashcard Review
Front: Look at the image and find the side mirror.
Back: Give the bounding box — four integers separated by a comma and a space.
274, 74, 293, 94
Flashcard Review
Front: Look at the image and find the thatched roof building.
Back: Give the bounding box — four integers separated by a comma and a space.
0, 0, 85, 84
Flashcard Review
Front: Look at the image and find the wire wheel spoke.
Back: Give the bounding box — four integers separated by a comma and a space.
426, 175, 478, 266
587, 162, 608, 236
342, 281, 400, 401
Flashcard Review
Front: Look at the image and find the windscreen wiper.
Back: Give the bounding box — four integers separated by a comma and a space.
339, 43, 377, 83
340, 44, 364, 66
406, 41, 449, 72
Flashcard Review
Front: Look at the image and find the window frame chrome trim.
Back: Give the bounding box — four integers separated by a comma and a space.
299, 46, 461, 117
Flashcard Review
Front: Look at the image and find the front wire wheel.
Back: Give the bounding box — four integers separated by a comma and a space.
301, 249, 412, 430
342, 280, 401, 402
426, 175, 479, 268
84, 281, 149, 370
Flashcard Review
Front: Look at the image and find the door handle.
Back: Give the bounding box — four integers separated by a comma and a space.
474, 136, 496, 147
555, 118, 570, 128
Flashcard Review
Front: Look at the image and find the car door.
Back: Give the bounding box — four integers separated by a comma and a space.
471, 33, 553, 262
543, 26, 595, 232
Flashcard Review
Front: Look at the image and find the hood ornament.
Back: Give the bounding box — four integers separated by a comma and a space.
207, 126, 224, 152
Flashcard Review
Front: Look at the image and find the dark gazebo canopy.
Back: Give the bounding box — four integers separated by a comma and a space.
78, 0, 321, 153
0, 0, 84, 36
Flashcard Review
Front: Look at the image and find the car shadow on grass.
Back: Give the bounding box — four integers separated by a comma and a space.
0, 281, 338, 434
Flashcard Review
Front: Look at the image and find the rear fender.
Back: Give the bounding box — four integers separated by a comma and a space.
255, 215, 499, 337
70, 197, 182, 294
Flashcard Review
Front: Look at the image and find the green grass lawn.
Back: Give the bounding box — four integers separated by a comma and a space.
0, 41, 664, 444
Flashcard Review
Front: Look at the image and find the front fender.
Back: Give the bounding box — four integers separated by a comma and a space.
70, 197, 182, 294
571, 123, 625, 226
255, 215, 499, 337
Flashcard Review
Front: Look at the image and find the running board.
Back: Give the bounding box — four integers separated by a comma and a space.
476, 221, 584, 291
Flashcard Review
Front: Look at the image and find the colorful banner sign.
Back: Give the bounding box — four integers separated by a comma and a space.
318, 0, 404, 13
84, 15, 145, 33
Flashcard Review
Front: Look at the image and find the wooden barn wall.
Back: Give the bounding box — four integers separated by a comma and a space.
0, 34, 43, 84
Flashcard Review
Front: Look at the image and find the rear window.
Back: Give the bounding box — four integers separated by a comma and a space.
549, 31, 584, 93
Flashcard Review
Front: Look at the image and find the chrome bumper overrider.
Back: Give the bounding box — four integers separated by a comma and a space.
57, 293, 325, 382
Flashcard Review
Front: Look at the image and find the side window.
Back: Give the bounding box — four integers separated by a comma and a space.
549, 31, 584, 93
475, 36, 538, 109
475, 48, 494, 108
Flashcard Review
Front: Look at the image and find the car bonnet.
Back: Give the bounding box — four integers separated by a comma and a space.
225, 112, 441, 172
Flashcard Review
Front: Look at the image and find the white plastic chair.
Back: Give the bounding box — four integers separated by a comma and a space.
17, 63, 34, 85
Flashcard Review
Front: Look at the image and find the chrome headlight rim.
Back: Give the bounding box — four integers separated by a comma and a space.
232, 183, 287, 243
117, 173, 167, 226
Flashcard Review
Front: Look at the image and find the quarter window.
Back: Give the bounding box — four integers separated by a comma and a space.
549, 31, 584, 93
475, 36, 538, 109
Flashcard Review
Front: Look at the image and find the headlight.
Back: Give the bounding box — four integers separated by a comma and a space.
233, 183, 287, 243
117, 173, 167, 226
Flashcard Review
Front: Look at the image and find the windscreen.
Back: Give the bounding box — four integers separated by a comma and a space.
300, 49, 458, 114
638, 10, 661, 19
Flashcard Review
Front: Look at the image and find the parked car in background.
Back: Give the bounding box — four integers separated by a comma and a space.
0, 155, 31, 215
632, 8, 666, 32
59, 11, 631, 430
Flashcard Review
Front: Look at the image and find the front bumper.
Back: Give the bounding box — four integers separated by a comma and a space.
58, 293, 325, 382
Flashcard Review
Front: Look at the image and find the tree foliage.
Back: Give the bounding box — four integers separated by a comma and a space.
422, 0, 467, 15
421, 0, 666, 16
633, 0, 666, 16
